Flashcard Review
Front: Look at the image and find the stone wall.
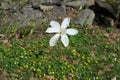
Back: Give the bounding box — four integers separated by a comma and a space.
0, 0, 66, 27
0, 0, 119, 28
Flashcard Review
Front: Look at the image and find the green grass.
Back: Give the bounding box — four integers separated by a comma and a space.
106, 27, 115, 33
0, 23, 120, 80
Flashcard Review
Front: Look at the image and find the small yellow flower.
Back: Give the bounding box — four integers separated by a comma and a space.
20, 66, 23, 69
24, 64, 28, 69
72, 52, 77, 56
65, 62, 68, 65
84, 62, 88, 66
48, 65, 51, 68
17, 69, 20, 72
86, 78, 91, 80
36, 68, 41, 72
83, 66, 86, 68
82, 55, 85, 59
50, 72, 55, 75
105, 45, 109, 48
117, 59, 120, 62
39, 75, 42, 77
44, 74, 46, 76
88, 59, 90, 63
15, 57, 19, 61
71, 70, 74, 73
96, 77, 99, 80
39, 62, 41, 65
33, 68, 36, 71
41, 44, 44, 47
63, 76, 66, 80
77, 54, 80, 57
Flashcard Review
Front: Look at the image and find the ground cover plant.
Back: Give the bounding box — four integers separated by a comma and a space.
0, 18, 120, 80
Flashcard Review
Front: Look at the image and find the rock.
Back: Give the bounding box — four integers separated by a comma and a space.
115, 0, 120, 28
1, 0, 119, 29
95, 0, 115, 13
104, 17, 114, 27
75, 9, 95, 27
0, 10, 18, 27
17, 7, 43, 26
0, 1, 10, 10
0, 0, 17, 10
45, 6, 67, 21
31, 0, 62, 7
89, 0, 116, 20
65, 0, 95, 8
0, 0, 30, 11
22, 7, 35, 20
39, 5, 53, 12
88, 0, 118, 27
0, 3, 67, 27
40, 0, 62, 5
65, 0, 85, 7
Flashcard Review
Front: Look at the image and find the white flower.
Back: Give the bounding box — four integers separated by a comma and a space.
46, 18, 78, 47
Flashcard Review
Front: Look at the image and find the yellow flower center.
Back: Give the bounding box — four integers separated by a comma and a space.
60, 29, 65, 35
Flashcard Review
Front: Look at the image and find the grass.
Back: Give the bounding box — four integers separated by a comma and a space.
0, 22, 120, 80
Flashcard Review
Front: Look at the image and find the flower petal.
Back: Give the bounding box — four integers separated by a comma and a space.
66, 29, 79, 35
46, 27, 60, 33
61, 34, 69, 47
61, 18, 70, 29
50, 21, 60, 28
50, 34, 60, 46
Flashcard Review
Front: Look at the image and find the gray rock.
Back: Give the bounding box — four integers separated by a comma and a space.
31, 0, 62, 7
40, 0, 62, 4
65, 0, 95, 8
89, 0, 118, 27
0, 0, 95, 28
76, 9, 95, 27
17, 7, 43, 26
65, 0, 85, 7
95, 0, 115, 14
33, 10, 43, 19
0, 1, 11, 9
45, 6, 66, 21
0, 0, 29, 11
116, 0, 120, 19
22, 7, 35, 20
